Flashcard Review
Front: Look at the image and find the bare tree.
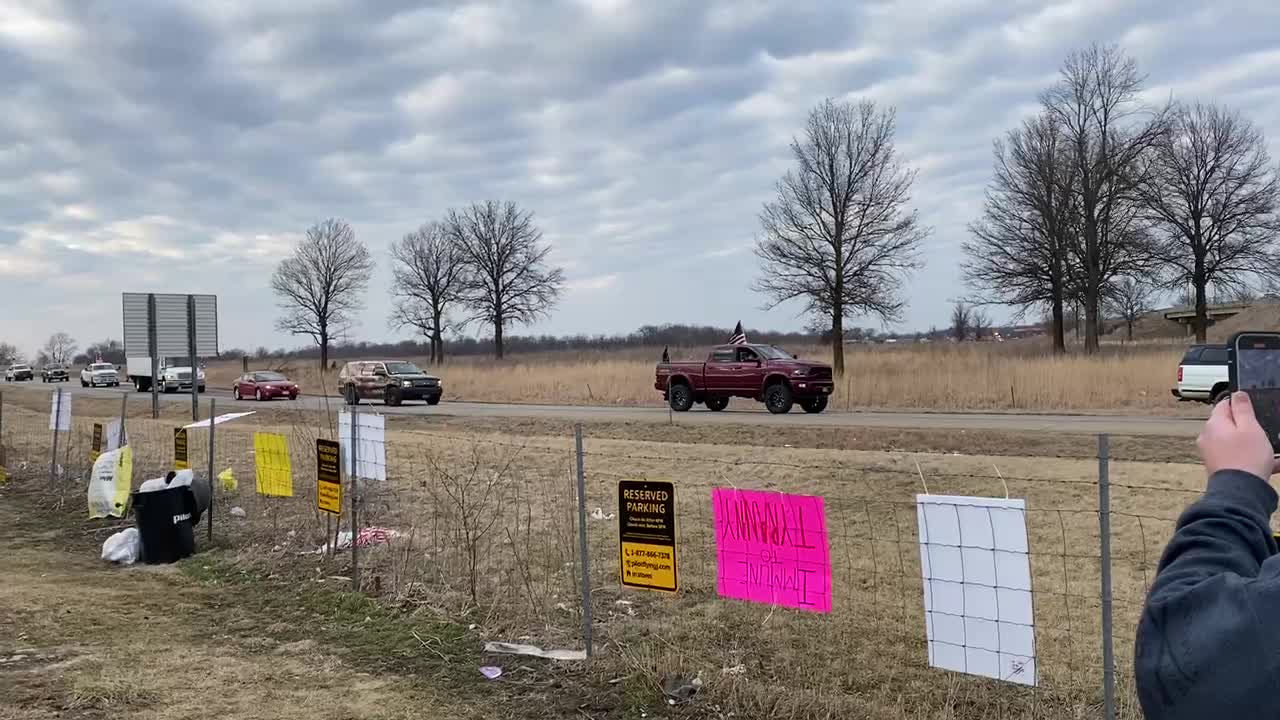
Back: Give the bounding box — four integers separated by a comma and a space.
1106, 276, 1154, 341
38, 332, 77, 366
754, 98, 928, 376
389, 222, 467, 365
271, 219, 373, 370
0, 342, 19, 366
1042, 44, 1169, 353
972, 309, 992, 341
1138, 101, 1279, 342
963, 113, 1079, 353
445, 201, 564, 359
950, 302, 972, 342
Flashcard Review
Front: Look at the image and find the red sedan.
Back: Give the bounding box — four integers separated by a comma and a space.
233, 371, 299, 401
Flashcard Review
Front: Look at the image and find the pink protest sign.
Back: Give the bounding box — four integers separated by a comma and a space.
712, 488, 832, 613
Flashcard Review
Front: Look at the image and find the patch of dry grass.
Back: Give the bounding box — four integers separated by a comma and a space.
203, 340, 1191, 412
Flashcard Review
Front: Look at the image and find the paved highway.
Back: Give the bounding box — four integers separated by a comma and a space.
2, 381, 1205, 437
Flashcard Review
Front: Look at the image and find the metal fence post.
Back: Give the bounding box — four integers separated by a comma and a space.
118, 394, 128, 447
575, 424, 594, 658
1098, 434, 1115, 720
0, 390, 5, 468
207, 398, 216, 544
350, 405, 360, 592
49, 387, 63, 485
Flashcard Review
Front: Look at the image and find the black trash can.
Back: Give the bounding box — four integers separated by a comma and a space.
132, 486, 199, 564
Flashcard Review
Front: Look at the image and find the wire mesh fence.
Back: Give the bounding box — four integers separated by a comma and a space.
0, 386, 1193, 719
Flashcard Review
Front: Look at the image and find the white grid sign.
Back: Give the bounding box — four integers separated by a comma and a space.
339, 412, 386, 482
917, 494, 1037, 686
49, 390, 71, 432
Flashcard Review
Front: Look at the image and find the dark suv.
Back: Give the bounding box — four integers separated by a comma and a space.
338, 360, 443, 407
41, 363, 69, 383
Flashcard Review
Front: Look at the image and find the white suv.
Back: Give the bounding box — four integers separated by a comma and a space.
80, 362, 121, 387
1172, 344, 1229, 404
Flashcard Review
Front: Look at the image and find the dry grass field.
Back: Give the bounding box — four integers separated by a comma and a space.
0, 386, 1201, 718
205, 339, 1191, 413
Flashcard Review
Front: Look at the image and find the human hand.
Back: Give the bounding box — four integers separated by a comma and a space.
1198, 391, 1278, 480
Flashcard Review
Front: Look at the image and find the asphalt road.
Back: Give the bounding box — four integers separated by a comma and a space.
3, 380, 1206, 437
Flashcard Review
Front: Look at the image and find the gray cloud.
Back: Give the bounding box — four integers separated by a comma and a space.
1, 0, 1278, 357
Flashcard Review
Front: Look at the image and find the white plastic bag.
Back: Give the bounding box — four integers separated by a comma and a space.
139, 469, 194, 494
102, 527, 141, 565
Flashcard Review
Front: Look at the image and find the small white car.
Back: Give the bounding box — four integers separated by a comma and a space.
80, 362, 121, 388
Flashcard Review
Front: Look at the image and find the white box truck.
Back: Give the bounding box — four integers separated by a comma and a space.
126, 357, 206, 394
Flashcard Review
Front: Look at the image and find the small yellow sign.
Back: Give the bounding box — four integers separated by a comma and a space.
253, 432, 293, 497
90, 423, 103, 462
618, 480, 678, 593
173, 428, 189, 470
620, 541, 677, 591
316, 439, 342, 515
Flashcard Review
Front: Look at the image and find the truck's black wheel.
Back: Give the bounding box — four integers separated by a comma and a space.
427, 396, 441, 406
345, 385, 359, 406
385, 387, 402, 407
668, 382, 694, 412
705, 396, 729, 412
800, 396, 829, 414
764, 383, 793, 414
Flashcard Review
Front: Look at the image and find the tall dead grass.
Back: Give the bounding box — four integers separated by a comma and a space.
204, 341, 1188, 412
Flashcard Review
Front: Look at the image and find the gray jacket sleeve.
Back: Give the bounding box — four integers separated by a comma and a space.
1135, 470, 1280, 719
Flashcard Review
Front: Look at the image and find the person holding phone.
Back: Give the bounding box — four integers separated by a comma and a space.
1135, 391, 1280, 718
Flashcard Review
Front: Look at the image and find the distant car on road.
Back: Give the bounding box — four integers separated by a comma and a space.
80, 362, 120, 388
233, 371, 299, 401
338, 360, 442, 407
1172, 343, 1230, 404
5, 364, 33, 382
41, 363, 68, 383
655, 344, 834, 414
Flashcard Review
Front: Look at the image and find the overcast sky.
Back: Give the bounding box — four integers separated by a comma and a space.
2, 0, 1278, 357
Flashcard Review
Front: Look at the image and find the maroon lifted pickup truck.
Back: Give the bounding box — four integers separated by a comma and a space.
655, 344, 834, 414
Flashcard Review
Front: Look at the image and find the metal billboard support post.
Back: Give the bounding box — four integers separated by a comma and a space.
118, 394, 128, 447
48, 387, 63, 485
574, 424, 593, 658
350, 405, 360, 592
1098, 434, 1115, 720
207, 397, 216, 544
147, 293, 160, 419
187, 295, 199, 422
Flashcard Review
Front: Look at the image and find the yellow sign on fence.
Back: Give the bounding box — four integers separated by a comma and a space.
618, 480, 678, 593
90, 423, 103, 462
315, 439, 341, 515
253, 432, 293, 497
173, 428, 189, 470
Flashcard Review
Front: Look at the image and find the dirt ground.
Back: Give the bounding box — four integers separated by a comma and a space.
0, 500, 470, 720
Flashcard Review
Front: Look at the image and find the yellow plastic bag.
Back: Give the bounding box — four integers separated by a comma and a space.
88, 447, 133, 519
218, 467, 237, 493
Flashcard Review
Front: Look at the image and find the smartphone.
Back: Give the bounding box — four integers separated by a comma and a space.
1228, 331, 1280, 455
